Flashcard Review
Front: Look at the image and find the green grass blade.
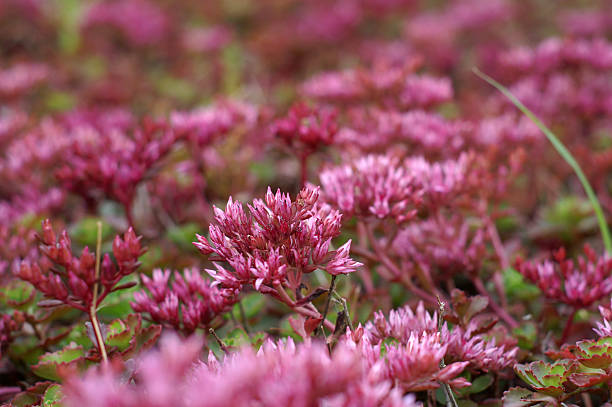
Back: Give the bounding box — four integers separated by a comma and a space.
473, 67, 612, 253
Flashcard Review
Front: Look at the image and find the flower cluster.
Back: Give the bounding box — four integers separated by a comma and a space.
319, 154, 421, 223
0, 62, 48, 100
302, 65, 452, 110
0, 311, 24, 356
83, 0, 169, 47
131, 268, 238, 335
364, 301, 518, 372
516, 246, 612, 309
272, 102, 338, 156
64, 333, 419, 407
348, 330, 470, 392
18, 219, 144, 311
391, 215, 487, 281
194, 186, 361, 294
594, 299, 612, 337
170, 100, 259, 148
55, 120, 178, 224
319, 152, 480, 224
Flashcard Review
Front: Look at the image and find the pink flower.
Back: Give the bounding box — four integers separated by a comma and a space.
83, 0, 169, 46
64, 334, 418, 407
319, 154, 421, 223
0, 63, 48, 100
516, 245, 612, 308
194, 185, 361, 295
18, 219, 144, 312
132, 268, 238, 335
594, 299, 612, 337
391, 215, 487, 281
363, 302, 517, 372
272, 102, 338, 155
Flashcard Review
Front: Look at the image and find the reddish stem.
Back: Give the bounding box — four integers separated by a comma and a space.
473, 277, 519, 329
559, 308, 577, 345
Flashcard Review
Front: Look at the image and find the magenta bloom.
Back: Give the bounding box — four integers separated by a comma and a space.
516, 246, 612, 309
319, 154, 421, 223
83, 0, 169, 46
18, 219, 144, 312
0, 63, 48, 100
132, 268, 238, 335
194, 185, 361, 295
363, 302, 517, 373
64, 334, 419, 407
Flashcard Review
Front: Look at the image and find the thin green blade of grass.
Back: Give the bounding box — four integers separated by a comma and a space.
473, 67, 612, 253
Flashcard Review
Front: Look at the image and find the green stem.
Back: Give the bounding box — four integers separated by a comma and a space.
91, 221, 108, 363
473, 67, 612, 253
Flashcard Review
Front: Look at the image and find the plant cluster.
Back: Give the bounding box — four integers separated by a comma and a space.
1, 0, 612, 406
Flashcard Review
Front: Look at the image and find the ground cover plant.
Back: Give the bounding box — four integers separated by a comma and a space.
2, 0, 612, 406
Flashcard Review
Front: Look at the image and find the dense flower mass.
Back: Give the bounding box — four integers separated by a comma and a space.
64, 334, 420, 407
132, 268, 238, 335
18, 219, 144, 311
194, 185, 361, 294
516, 246, 612, 309
3, 0, 612, 406
363, 301, 518, 373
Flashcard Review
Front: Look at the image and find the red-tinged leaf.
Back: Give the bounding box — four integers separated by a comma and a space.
31, 345, 87, 382
451, 289, 489, 325
304, 317, 322, 336
122, 323, 161, 359
2, 280, 36, 310
41, 384, 63, 407
288, 316, 307, 339
106, 319, 132, 351
578, 354, 612, 369
568, 371, 611, 388
502, 387, 558, 407
125, 313, 143, 333
545, 345, 576, 361
9, 381, 53, 407
470, 317, 499, 336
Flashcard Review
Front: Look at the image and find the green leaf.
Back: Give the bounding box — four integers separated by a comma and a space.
32, 345, 87, 382
10, 382, 53, 407
465, 374, 493, 395
1, 280, 36, 309
106, 319, 132, 351
504, 268, 540, 302
42, 384, 64, 407
223, 328, 250, 348
70, 217, 114, 247
249, 332, 267, 350
166, 223, 201, 251
502, 387, 557, 407
473, 68, 612, 253
233, 293, 266, 320
513, 321, 538, 350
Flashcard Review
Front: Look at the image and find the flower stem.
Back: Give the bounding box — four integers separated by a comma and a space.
91, 221, 108, 363
473, 277, 519, 329
317, 275, 337, 334
559, 308, 577, 345
209, 328, 229, 355
437, 298, 458, 407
